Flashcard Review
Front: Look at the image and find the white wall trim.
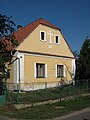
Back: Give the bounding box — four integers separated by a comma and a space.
63, 65, 66, 78
55, 64, 57, 78
13, 51, 24, 84
13, 51, 18, 83
18, 53, 24, 84
45, 64, 47, 78
34, 63, 36, 79
47, 30, 53, 44
72, 59, 76, 79
13, 59, 18, 83
22, 52, 75, 60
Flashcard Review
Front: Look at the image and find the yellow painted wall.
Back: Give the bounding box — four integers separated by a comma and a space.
9, 24, 75, 86
16, 25, 74, 58
24, 54, 72, 83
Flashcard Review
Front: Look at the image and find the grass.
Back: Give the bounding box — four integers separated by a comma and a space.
7, 84, 89, 104
0, 95, 90, 120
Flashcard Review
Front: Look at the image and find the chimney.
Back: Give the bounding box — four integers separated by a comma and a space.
17, 25, 23, 30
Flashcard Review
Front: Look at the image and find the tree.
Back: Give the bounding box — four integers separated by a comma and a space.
75, 37, 90, 80
0, 14, 17, 79
0, 14, 16, 39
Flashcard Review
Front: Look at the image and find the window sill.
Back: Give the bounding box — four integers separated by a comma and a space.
55, 43, 60, 45
40, 39, 46, 42
36, 77, 46, 78
57, 76, 64, 78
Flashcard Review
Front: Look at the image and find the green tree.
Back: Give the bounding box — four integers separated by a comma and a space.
0, 14, 16, 39
75, 37, 90, 80
0, 14, 17, 79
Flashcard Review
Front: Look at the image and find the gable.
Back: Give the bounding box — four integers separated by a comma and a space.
1, 18, 60, 51
1, 18, 75, 58
16, 24, 74, 58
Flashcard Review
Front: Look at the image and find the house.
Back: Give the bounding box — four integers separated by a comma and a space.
3, 18, 76, 91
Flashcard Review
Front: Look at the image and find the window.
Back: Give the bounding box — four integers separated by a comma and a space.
40, 31, 46, 41
57, 65, 64, 77
41, 32, 44, 40
36, 63, 45, 78
55, 35, 60, 44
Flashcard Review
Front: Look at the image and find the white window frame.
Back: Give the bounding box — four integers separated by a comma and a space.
34, 63, 47, 78
56, 64, 65, 78
40, 30, 46, 41
54, 34, 60, 44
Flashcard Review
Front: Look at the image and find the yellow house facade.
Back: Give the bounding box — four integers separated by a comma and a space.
8, 18, 75, 91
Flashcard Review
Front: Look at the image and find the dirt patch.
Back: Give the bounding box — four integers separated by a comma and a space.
0, 116, 18, 120
55, 106, 65, 109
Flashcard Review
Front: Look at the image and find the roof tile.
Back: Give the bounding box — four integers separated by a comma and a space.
1, 18, 60, 50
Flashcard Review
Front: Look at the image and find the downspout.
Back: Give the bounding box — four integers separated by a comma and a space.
11, 50, 20, 92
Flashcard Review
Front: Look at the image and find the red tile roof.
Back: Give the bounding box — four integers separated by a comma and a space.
15, 18, 60, 44
1, 18, 60, 50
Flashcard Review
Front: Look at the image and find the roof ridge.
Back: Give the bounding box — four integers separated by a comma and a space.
15, 18, 60, 33
38, 18, 60, 30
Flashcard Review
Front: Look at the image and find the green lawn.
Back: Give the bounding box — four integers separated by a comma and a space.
7, 84, 89, 104
0, 95, 90, 120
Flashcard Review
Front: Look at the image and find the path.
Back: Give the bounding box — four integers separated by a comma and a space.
53, 107, 90, 120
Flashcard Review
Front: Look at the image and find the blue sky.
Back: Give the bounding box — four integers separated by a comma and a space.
0, 0, 90, 52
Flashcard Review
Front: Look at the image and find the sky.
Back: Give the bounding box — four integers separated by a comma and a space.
0, 0, 90, 52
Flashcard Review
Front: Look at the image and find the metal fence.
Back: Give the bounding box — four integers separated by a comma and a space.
75, 79, 90, 90
6, 79, 90, 104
